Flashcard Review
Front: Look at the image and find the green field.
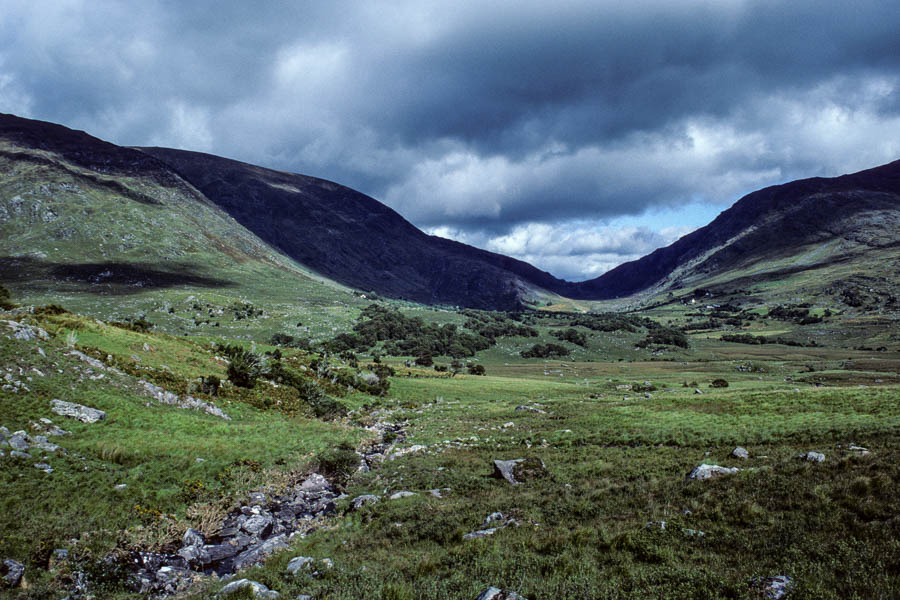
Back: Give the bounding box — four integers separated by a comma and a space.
2, 288, 899, 599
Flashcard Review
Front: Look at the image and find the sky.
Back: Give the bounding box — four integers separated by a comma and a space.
1, 1, 899, 281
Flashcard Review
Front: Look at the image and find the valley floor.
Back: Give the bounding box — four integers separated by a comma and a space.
1, 307, 899, 600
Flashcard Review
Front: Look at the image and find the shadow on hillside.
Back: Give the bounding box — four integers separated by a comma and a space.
0, 257, 234, 293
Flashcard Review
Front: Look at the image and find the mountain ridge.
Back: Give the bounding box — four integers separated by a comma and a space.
3, 112, 900, 310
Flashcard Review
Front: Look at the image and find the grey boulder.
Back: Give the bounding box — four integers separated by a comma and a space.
476, 587, 527, 600
50, 399, 106, 423
217, 578, 279, 598
687, 464, 740, 480
2, 559, 24, 588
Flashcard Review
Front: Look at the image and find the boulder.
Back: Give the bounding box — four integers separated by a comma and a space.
350, 494, 380, 510
493, 459, 523, 485
50, 399, 106, 423
801, 451, 825, 463
389, 491, 417, 500
475, 587, 527, 600
231, 534, 290, 571
687, 464, 740, 480
7, 432, 29, 451
2, 559, 24, 588
286, 556, 314, 575
732, 446, 749, 459
750, 575, 794, 599
217, 578, 280, 598
463, 528, 499, 540
299, 473, 331, 493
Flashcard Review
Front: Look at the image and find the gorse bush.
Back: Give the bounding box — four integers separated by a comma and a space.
0, 284, 13, 309
227, 347, 262, 388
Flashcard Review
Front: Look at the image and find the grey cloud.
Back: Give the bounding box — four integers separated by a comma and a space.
1, 0, 899, 279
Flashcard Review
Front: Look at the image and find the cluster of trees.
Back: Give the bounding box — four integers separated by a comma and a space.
323, 304, 533, 359
636, 324, 689, 349
520, 343, 570, 358
230, 301, 264, 320
0, 284, 14, 310
720, 334, 817, 347
550, 328, 587, 347
768, 304, 825, 325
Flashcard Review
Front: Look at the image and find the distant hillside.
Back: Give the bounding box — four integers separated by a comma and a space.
567, 160, 900, 298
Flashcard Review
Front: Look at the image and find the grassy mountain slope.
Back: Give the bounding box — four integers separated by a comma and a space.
570, 160, 900, 299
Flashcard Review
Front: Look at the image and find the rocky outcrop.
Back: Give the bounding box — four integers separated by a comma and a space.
130, 473, 338, 595
50, 399, 106, 423
1, 559, 24, 588
139, 380, 231, 420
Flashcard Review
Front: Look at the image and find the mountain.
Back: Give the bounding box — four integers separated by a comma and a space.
0, 113, 329, 299
566, 159, 900, 299
2, 112, 899, 311
136, 147, 568, 310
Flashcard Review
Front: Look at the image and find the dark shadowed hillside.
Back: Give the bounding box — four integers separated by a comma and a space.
138, 147, 567, 309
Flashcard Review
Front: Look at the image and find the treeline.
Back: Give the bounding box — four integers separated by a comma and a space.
720, 334, 817, 347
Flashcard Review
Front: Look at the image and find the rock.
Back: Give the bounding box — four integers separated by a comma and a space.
645, 521, 666, 530
295, 596, 312, 600
475, 587, 527, 600
299, 473, 331, 493
231, 534, 290, 571
50, 399, 106, 423
681, 528, 705, 537
389, 491, 417, 500
2, 559, 24, 587
687, 464, 740, 480
10, 451, 31, 459
241, 513, 274, 536
488, 455, 552, 486
750, 575, 794, 599
463, 528, 499, 539
34, 462, 53, 473
249, 491, 267, 505
183, 528, 205, 547
801, 451, 825, 463
8, 432, 29, 451
483, 512, 505, 527
286, 556, 314, 575
493, 459, 523, 485
732, 446, 750, 459
350, 494, 380, 510
694, 388, 703, 394
515, 405, 546, 414
139, 380, 231, 420
388, 444, 427, 460
217, 578, 280, 598
2, 320, 49, 341
847, 445, 869, 455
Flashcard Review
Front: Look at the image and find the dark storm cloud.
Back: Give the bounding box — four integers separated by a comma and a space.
1, 0, 899, 279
